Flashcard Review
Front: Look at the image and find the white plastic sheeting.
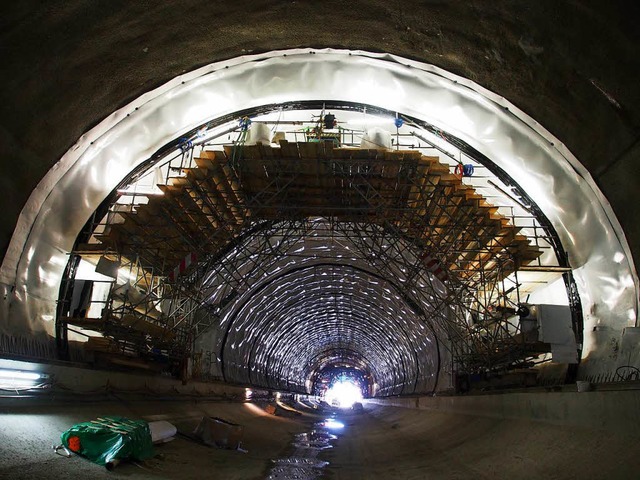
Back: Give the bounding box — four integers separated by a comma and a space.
201, 220, 445, 394
221, 263, 439, 395
0, 49, 636, 378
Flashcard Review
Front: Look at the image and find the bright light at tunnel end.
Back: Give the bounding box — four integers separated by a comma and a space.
324, 380, 363, 409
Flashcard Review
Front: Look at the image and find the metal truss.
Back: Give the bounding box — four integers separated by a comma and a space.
59, 108, 572, 389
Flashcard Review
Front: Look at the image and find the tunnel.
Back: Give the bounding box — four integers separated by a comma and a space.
1, 3, 639, 479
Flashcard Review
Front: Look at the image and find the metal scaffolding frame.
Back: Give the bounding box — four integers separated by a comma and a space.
58, 107, 574, 392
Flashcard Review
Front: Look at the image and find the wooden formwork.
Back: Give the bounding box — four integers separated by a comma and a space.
89, 141, 539, 284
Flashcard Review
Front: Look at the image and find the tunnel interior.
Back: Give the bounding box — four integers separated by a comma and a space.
2, 48, 636, 398
1, 4, 640, 479
51, 90, 590, 397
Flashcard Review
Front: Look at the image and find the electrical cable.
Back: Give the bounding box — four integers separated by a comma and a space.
615, 365, 640, 381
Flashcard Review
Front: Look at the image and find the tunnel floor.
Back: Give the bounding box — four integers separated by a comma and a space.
0, 396, 638, 479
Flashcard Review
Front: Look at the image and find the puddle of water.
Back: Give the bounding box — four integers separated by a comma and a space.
267, 464, 324, 480
265, 420, 341, 480
292, 430, 337, 450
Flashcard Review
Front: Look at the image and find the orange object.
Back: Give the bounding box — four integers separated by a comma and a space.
68, 435, 82, 452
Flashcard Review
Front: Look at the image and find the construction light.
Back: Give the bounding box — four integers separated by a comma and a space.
0, 369, 45, 389
0, 369, 41, 381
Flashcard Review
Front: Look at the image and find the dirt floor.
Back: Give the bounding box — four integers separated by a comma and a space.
327, 403, 640, 480
1, 398, 638, 479
0, 398, 308, 480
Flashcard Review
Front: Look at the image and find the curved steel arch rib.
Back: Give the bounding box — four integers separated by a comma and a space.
218, 263, 440, 394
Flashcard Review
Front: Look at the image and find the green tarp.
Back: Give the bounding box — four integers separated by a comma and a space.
60, 416, 154, 466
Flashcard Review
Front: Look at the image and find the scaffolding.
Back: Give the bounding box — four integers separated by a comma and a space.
58, 116, 569, 390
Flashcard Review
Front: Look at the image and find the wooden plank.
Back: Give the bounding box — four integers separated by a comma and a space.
279, 140, 300, 158
98, 142, 543, 284
64, 317, 105, 331
298, 141, 319, 159
120, 314, 175, 340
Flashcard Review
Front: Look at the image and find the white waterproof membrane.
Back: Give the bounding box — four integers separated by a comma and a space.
200, 219, 442, 395
0, 49, 637, 386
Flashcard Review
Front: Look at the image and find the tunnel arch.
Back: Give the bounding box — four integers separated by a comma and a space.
219, 263, 438, 395
0, 48, 636, 392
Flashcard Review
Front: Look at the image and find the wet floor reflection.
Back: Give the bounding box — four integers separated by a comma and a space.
266, 418, 341, 479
